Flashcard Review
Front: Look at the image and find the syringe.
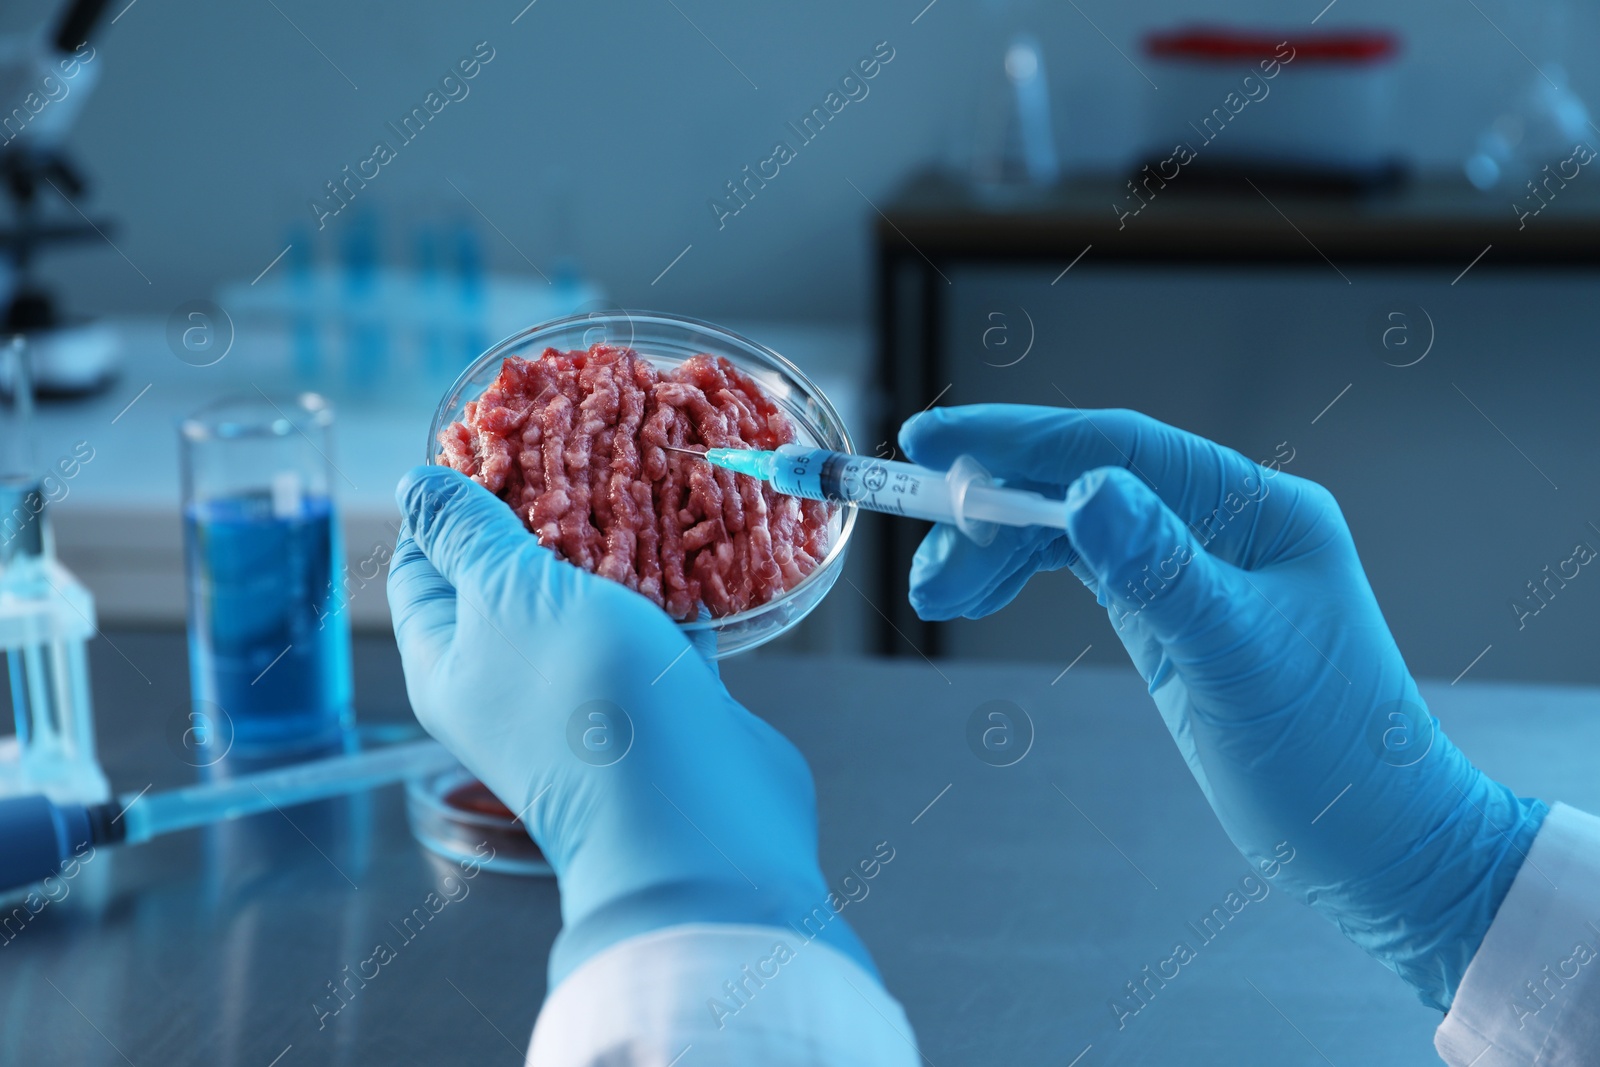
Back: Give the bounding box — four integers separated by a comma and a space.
667, 443, 1066, 546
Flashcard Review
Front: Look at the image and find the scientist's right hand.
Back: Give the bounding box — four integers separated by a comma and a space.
901, 405, 1547, 1013
387, 466, 874, 986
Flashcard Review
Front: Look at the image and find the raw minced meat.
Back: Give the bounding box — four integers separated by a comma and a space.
436, 343, 834, 620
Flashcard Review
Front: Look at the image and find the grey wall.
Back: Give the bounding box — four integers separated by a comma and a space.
34, 0, 1600, 323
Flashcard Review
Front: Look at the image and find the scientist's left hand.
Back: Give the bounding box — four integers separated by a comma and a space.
387, 465, 874, 984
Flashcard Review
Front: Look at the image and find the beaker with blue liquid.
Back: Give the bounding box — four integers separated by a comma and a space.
180, 394, 353, 756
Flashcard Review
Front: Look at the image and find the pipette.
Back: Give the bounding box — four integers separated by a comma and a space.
666, 444, 1066, 546
0, 738, 458, 894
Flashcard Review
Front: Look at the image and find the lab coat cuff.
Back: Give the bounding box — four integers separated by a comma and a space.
1435, 802, 1600, 1066
527, 922, 920, 1066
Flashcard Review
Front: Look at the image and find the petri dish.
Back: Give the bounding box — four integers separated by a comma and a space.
413, 312, 856, 874
406, 764, 553, 876
425, 309, 857, 658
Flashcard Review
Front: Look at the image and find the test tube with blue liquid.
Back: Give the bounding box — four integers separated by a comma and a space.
180, 394, 353, 757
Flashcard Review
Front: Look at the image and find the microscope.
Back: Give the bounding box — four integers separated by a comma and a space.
0, 0, 118, 395
0, 0, 117, 805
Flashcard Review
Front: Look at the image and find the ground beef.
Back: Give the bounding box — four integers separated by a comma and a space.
437, 343, 835, 620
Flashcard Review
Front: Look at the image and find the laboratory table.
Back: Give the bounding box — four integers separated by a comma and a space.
6, 629, 1600, 1066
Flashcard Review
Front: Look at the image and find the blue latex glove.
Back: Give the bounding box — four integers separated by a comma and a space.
387, 465, 874, 985
902, 405, 1546, 1011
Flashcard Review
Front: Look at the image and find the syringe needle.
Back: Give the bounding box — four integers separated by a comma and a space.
662, 445, 706, 459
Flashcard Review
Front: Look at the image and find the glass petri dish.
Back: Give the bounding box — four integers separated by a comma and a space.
406, 764, 553, 877
425, 309, 857, 659
414, 312, 855, 874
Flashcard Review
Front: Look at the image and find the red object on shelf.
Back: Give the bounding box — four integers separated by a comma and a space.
1144, 26, 1399, 64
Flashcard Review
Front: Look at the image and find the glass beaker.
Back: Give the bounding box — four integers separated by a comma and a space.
180, 394, 353, 756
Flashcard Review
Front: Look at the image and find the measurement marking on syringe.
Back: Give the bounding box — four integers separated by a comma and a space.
715, 444, 1069, 535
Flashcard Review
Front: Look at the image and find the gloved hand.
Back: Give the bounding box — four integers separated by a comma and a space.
387, 466, 874, 985
901, 404, 1546, 1011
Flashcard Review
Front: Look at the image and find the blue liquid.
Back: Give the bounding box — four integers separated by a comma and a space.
184, 494, 353, 751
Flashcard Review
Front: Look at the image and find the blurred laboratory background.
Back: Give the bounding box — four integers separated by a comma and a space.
5, 0, 1599, 684
5, 0, 1600, 1064
1, 0, 1595, 687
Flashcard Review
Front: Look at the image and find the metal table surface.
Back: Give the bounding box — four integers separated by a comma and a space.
5, 630, 1599, 1066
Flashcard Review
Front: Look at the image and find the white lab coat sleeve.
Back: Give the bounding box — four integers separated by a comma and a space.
525, 923, 921, 1066
1435, 802, 1600, 1065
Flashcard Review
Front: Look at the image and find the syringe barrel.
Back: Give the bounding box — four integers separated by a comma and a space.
766, 447, 964, 524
